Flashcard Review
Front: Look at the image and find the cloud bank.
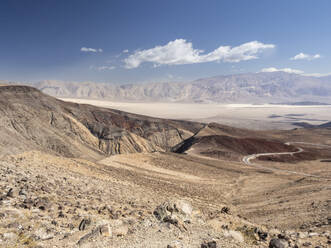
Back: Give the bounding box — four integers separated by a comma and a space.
261, 67, 331, 77
290, 52, 320, 61
81, 47, 103, 53
124, 39, 275, 69
261, 67, 304, 74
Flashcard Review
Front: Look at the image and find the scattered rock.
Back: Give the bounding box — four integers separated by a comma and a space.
99, 224, 112, 237
154, 199, 193, 230
201, 240, 217, 248
221, 206, 230, 214
111, 220, 129, 237
167, 240, 184, 248
77, 227, 101, 246
224, 230, 244, 243
78, 218, 91, 231
269, 238, 288, 248
297, 232, 308, 239
35, 228, 54, 240
257, 229, 268, 241
6, 222, 20, 229
6, 188, 14, 197
277, 233, 287, 240
77, 222, 116, 246
308, 232, 318, 237
3, 232, 17, 241
33, 196, 51, 210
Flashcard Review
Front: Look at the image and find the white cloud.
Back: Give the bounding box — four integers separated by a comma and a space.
261, 67, 304, 74
303, 72, 331, 77
261, 67, 331, 77
124, 39, 275, 69
81, 47, 103, 53
90, 65, 115, 71
96, 66, 115, 71
290, 52, 321, 61
122, 49, 129, 53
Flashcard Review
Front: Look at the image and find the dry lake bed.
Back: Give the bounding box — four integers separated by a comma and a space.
60, 98, 331, 130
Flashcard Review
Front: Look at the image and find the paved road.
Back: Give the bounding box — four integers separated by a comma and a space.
242, 142, 331, 180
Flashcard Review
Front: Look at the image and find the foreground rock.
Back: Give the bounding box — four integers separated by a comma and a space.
269, 238, 288, 248
153, 199, 193, 230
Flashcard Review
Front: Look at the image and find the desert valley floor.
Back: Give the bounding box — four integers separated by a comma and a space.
60, 98, 331, 130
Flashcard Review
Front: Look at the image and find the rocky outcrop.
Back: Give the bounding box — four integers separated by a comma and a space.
97, 131, 161, 155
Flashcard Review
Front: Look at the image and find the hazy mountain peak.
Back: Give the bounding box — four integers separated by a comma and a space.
4, 71, 331, 103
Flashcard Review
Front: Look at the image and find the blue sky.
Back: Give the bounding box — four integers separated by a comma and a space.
0, 0, 330, 83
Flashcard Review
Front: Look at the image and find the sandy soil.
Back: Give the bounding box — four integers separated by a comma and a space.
60, 98, 331, 130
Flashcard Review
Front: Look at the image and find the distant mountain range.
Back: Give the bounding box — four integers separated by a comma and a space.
5, 72, 331, 103
270, 101, 331, 106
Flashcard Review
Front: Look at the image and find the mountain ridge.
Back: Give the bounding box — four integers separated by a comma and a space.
5, 72, 331, 103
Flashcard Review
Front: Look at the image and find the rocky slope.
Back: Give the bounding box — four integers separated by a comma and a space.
0, 85, 203, 158
7, 71, 331, 103
1, 149, 330, 248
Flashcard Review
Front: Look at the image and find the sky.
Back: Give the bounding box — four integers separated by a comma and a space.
0, 0, 330, 83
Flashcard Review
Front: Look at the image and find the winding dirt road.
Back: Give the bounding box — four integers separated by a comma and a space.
242, 147, 304, 165
242, 142, 331, 180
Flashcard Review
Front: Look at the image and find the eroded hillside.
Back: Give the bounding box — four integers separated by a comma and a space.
0, 85, 203, 158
